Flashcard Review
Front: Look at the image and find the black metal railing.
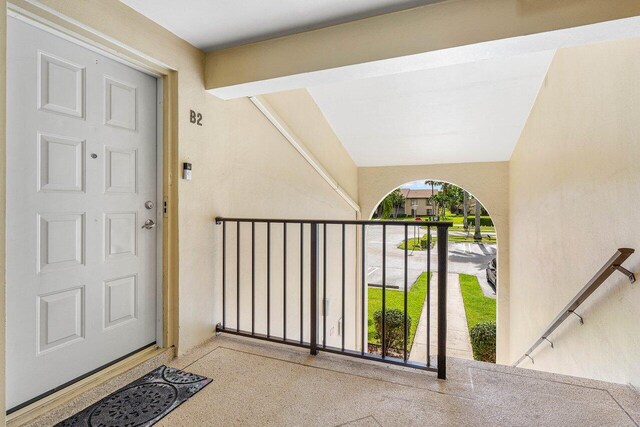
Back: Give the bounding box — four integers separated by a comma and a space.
215, 217, 452, 379
513, 248, 636, 366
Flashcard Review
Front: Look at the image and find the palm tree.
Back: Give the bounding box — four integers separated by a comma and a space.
380, 189, 405, 219
463, 191, 469, 230
389, 190, 405, 219
424, 180, 437, 219
474, 197, 482, 241
438, 183, 449, 218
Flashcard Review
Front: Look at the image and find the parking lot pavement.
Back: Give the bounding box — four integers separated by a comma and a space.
366, 224, 497, 292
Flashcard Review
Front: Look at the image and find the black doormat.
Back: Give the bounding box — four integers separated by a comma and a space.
56, 365, 212, 427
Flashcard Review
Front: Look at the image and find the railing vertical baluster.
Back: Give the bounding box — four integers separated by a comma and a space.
341, 223, 346, 352
300, 223, 304, 344
382, 224, 386, 359
237, 221, 241, 333
427, 225, 431, 366
323, 223, 327, 349
361, 223, 366, 355
251, 222, 255, 335
437, 225, 448, 380
222, 221, 226, 329
267, 222, 271, 338
214, 217, 452, 378
310, 223, 319, 355
283, 223, 287, 341
403, 224, 408, 362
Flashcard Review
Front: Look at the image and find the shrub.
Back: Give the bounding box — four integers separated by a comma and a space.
373, 308, 411, 356
467, 216, 494, 227
469, 321, 496, 363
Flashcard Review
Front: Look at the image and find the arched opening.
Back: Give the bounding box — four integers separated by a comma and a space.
366, 179, 498, 363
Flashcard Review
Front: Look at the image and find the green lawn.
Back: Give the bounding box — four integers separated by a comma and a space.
367, 272, 429, 351
398, 232, 494, 250
374, 213, 495, 232
444, 212, 495, 233
445, 214, 491, 225
397, 236, 435, 251
459, 274, 496, 330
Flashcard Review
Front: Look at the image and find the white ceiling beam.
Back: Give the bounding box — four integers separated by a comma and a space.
206, 0, 640, 99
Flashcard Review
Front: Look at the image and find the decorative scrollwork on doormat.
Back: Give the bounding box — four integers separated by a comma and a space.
56, 366, 212, 427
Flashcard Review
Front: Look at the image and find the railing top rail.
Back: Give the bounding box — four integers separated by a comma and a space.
215, 217, 453, 227
513, 248, 635, 367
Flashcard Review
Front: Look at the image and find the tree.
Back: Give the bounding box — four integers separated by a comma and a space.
380, 197, 392, 219
424, 180, 437, 218
444, 185, 463, 214
463, 191, 469, 230
389, 190, 405, 219
474, 197, 482, 241
432, 187, 448, 218
380, 189, 405, 219
431, 182, 463, 218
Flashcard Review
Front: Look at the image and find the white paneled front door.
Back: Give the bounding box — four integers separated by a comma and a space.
6, 17, 159, 410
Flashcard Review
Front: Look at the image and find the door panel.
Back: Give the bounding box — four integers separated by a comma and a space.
37, 51, 85, 118
7, 17, 159, 410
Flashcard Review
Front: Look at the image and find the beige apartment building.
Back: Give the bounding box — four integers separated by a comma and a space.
400, 188, 437, 216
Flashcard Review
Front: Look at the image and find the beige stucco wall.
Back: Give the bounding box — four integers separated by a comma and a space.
262, 89, 358, 202
180, 89, 358, 354
1, 1, 359, 415
509, 38, 640, 387
358, 162, 510, 362
217, 89, 360, 349
206, 97, 360, 349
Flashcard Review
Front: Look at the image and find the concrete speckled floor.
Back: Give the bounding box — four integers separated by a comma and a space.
29, 335, 640, 426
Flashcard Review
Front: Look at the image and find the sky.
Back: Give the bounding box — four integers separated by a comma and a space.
399, 180, 443, 190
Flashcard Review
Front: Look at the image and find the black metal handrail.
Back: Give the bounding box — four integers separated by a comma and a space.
215, 217, 452, 379
513, 248, 636, 366
216, 217, 453, 227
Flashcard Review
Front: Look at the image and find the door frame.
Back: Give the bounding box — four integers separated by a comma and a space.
5, 1, 179, 423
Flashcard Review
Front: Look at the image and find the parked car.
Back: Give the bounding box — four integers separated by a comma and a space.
486, 257, 497, 290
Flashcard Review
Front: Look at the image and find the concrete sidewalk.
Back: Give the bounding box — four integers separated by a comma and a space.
409, 273, 474, 362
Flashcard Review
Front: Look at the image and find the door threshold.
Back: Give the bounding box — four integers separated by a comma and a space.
6, 345, 174, 426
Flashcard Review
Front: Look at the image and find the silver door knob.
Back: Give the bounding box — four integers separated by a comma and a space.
142, 219, 156, 229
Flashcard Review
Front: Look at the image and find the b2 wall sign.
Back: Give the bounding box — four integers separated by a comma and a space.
190, 109, 203, 126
